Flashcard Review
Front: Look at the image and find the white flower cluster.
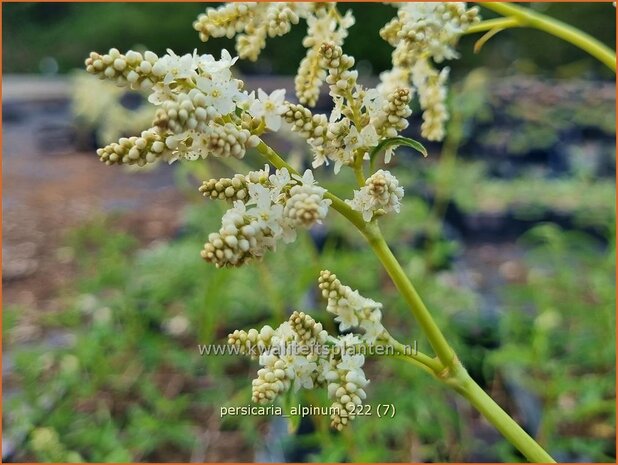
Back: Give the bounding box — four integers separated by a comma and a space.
381, 3, 479, 66
282, 43, 414, 173
318, 270, 386, 343
295, 7, 355, 107
412, 60, 450, 141
85, 48, 162, 90
185, 2, 477, 145
379, 2, 479, 140
192, 3, 355, 107
230, 271, 391, 429
346, 170, 405, 222
193, 3, 314, 61
96, 127, 170, 166
201, 167, 331, 268
199, 173, 252, 202
86, 47, 294, 165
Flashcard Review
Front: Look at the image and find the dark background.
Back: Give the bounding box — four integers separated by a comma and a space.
3, 2, 616, 79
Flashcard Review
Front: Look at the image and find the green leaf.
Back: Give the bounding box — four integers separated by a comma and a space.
370, 136, 428, 164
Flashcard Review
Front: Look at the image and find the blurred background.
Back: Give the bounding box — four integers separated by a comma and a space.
2, 2, 616, 462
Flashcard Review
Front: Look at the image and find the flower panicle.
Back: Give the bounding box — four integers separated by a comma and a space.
96, 127, 170, 166
85, 48, 161, 91
318, 270, 385, 341
295, 7, 355, 106
375, 88, 413, 139
193, 3, 257, 43
194, 3, 313, 61
414, 61, 450, 141
285, 42, 414, 172
85, 46, 297, 165
378, 2, 480, 141
199, 174, 251, 202
228, 325, 276, 359
282, 103, 328, 142
200, 167, 331, 268
231, 273, 386, 429
319, 42, 357, 100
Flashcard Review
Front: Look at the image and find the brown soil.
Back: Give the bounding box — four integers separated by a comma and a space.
3, 145, 183, 312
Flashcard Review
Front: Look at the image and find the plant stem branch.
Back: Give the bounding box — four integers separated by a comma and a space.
386, 336, 443, 374
466, 16, 521, 34
255, 140, 555, 462
353, 150, 367, 187
392, 354, 438, 378
453, 367, 556, 463
363, 228, 456, 370
477, 2, 616, 72
257, 140, 454, 370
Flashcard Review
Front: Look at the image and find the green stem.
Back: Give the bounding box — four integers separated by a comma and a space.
353, 152, 366, 187
453, 366, 556, 463
466, 16, 521, 34
364, 203, 555, 462
392, 354, 438, 378
386, 336, 443, 375
363, 226, 455, 370
478, 2, 616, 72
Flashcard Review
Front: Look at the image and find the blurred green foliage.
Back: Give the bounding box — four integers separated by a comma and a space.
5, 192, 614, 461
3, 3, 616, 78
490, 224, 616, 461
424, 160, 615, 224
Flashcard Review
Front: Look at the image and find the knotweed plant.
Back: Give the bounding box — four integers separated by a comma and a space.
85, 2, 615, 462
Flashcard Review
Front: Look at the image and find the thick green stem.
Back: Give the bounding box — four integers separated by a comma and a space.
352, 156, 366, 187
453, 366, 556, 463
393, 354, 439, 379
363, 227, 456, 370
478, 2, 616, 72
356, 226, 556, 462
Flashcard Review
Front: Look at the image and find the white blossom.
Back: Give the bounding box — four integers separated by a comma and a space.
147, 82, 176, 105
362, 88, 386, 120
268, 167, 292, 199
197, 49, 239, 74
343, 124, 379, 158
360, 320, 385, 345
336, 334, 362, 351
318, 270, 385, 340
196, 73, 241, 116
337, 353, 365, 372
247, 183, 285, 236
291, 356, 318, 391
249, 88, 287, 130
230, 300, 373, 431
201, 166, 331, 266
152, 49, 199, 85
